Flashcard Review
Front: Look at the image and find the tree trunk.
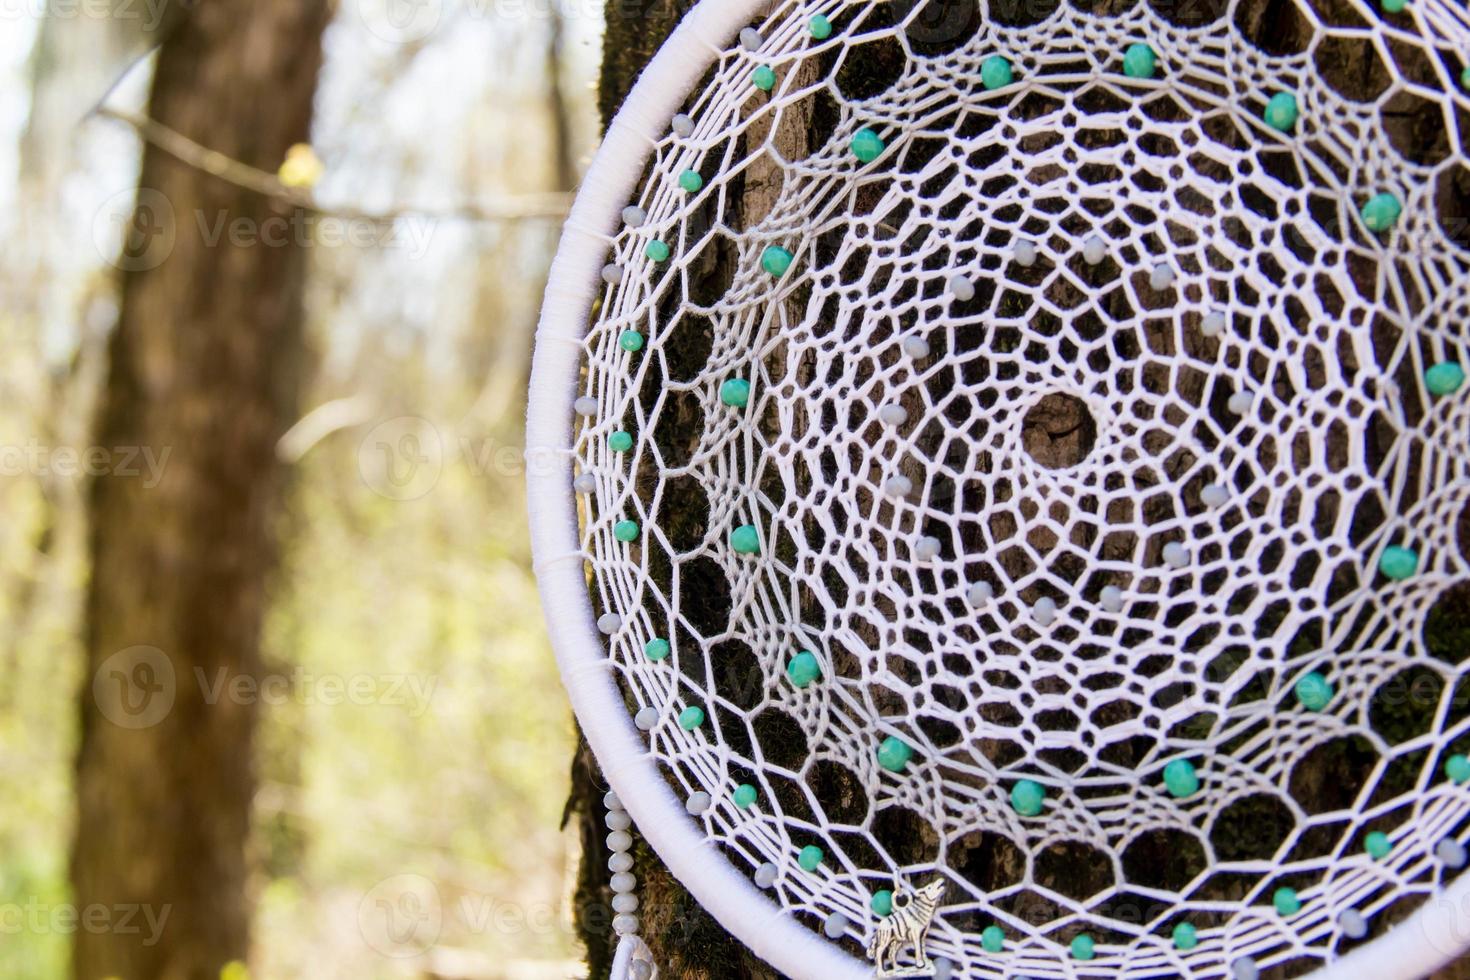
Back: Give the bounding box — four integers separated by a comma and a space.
71, 2, 329, 978
567, 4, 777, 977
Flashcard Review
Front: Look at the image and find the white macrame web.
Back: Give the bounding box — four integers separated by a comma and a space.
563, 0, 1470, 975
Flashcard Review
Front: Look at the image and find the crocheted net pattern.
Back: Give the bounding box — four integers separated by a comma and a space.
570, 0, 1470, 975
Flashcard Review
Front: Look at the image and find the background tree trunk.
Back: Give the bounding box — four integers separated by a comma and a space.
71, 2, 329, 978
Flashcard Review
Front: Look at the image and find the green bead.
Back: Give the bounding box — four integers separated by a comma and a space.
678, 705, 705, 730
1173, 922, 1198, 951
644, 638, 671, 661
613, 520, 639, 542
1361, 192, 1403, 233
1447, 754, 1470, 784
1123, 43, 1157, 79
1264, 92, 1299, 132
1462, 66, 1470, 90
787, 651, 821, 687
1426, 361, 1466, 396
981, 55, 1013, 90
645, 239, 671, 262
797, 844, 824, 871
1273, 886, 1301, 916
1010, 779, 1046, 817
733, 783, 758, 809
608, 431, 634, 452
1071, 934, 1095, 961
871, 890, 893, 916
1381, 0, 1407, 11
619, 329, 645, 352
753, 66, 777, 91
761, 246, 794, 276
1163, 758, 1200, 799
877, 735, 914, 773
850, 127, 885, 163
720, 378, 751, 407
678, 169, 704, 193
1365, 831, 1391, 859
809, 13, 833, 39
730, 524, 761, 554
1379, 545, 1419, 581
1295, 671, 1334, 711
981, 925, 1005, 953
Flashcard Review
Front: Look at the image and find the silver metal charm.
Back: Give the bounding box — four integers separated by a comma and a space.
867, 879, 946, 977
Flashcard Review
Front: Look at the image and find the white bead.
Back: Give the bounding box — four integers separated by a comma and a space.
879, 404, 908, 426
1339, 909, 1368, 939
1099, 585, 1123, 612
822, 912, 849, 939
754, 862, 777, 888
915, 536, 942, 560
902, 336, 930, 359
884, 475, 913, 497
1162, 542, 1189, 568
686, 792, 711, 814
610, 871, 637, 893
601, 264, 623, 284
1227, 390, 1254, 415
1201, 483, 1228, 508
1150, 263, 1174, 290
932, 959, 954, 980
634, 706, 658, 730
573, 473, 596, 494
1201, 311, 1226, 337
630, 962, 652, 980
671, 114, 695, 138
597, 613, 622, 635
621, 205, 646, 228
1014, 239, 1037, 267
1439, 838, 1468, 868
948, 275, 975, 301
607, 831, 632, 854
739, 27, 762, 50
613, 913, 639, 935
603, 789, 622, 811
612, 893, 640, 913
608, 852, 633, 873
1083, 235, 1106, 265
1033, 596, 1057, 626
1232, 958, 1259, 980
605, 809, 631, 831
967, 582, 993, 606
574, 396, 598, 416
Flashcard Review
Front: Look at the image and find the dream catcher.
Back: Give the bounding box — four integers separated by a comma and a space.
526, 0, 1470, 976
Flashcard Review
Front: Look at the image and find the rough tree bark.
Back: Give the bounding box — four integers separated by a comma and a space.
569, 2, 1470, 977
71, 2, 330, 978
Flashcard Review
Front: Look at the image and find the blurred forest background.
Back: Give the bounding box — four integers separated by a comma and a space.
0, 1, 601, 977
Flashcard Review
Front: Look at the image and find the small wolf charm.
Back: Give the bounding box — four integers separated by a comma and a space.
867, 879, 946, 977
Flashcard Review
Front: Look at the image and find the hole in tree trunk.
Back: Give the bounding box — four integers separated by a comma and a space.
1021, 392, 1097, 469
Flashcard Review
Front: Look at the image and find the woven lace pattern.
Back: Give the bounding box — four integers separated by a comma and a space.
573, 0, 1470, 974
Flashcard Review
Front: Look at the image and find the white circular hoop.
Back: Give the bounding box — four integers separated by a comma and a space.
526, 1, 1470, 977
